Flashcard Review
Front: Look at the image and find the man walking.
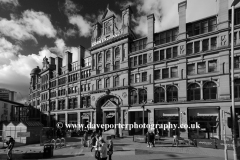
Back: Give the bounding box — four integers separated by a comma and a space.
6, 137, 15, 160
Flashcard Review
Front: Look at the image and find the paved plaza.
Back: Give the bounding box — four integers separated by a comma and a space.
0, 137, 235, 160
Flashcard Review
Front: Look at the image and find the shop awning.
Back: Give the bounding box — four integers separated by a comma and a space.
128, 107, 147, 112
106, 113, 115, 118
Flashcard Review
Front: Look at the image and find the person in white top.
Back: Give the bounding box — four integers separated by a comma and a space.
99, 138, 108, 160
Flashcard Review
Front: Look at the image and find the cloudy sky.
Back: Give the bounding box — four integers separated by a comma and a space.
0, 0, 238, 103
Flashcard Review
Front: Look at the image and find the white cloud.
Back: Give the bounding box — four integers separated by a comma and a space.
49, 38, 66, 55
68, 15, 92, 37
0, 10, 57, 43
0, 0, 19, 7
0, 37, 21, 65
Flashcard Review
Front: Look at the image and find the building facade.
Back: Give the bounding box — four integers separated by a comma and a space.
29, 0, 240, 139
0, 88, 16, 101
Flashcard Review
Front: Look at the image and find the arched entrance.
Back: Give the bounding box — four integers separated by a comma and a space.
96, 95, 121, 135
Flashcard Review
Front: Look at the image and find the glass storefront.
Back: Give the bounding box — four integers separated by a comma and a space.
154, 108, 179, 137
188, 107, 219, 139
129, 110, 148, 135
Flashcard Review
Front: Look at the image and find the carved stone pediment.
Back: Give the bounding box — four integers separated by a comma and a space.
102, 100, 117, 109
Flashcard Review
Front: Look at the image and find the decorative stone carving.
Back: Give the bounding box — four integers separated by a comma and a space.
122, 92, 127, 98
149, 53, 152, 60
221, 35, 227, 46
180, 45, 185, 55
92, 96, 95, 101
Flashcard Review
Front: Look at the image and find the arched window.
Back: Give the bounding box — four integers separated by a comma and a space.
154, 87, 165, 102
234, 79, 240, 98
114, 61, 120, 70
203, 82, 217, 100
139, 89, 147, 103
167, 86, 178, 102
130, 90, 137, 104
188, 83, 200, 101
97, 79, 102, 89
98, 53, 102, 63
115, 47, 120, 58
114, 76, 119, 87
106, 50, 111, 61
105, 78, 110, 88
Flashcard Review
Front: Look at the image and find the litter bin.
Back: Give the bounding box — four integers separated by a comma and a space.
43, 144, 54, 158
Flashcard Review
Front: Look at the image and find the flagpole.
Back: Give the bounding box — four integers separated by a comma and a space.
231, 4, 238, 160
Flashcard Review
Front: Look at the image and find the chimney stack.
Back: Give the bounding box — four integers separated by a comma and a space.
65, 51, 73, 71
178, 1, 187, 40
147, 14, 155, 48
55, 57, 62, 75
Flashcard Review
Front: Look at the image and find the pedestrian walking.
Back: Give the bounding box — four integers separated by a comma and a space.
91, 133, 97, 152
6, 137, 15, 160
107, 139, 113, 160
149, 130, 155, 147
146, 131, 150, 147
99, 138, 108, 160
172, 135, 179, 147
83, 131, 88, 147
94, 135, 101, 159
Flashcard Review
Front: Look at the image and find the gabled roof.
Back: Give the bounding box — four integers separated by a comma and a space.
20, 121, 44, 127
101, 5, 115, 21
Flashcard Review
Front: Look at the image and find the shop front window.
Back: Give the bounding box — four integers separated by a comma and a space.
188, 108, 219, 139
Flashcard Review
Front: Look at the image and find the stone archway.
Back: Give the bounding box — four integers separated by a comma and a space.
95, 94, 121, 136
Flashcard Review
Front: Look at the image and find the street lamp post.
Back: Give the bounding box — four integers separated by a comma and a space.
231, 1, 240, 160
141, 100, 147, 136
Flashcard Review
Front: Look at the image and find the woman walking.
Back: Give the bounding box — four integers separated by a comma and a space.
99, 138, 108, 160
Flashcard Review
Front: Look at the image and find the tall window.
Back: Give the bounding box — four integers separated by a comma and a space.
130, 74, 134, 83
188, 83, 200, 101
187, 43, 193, 55
166, 48, 172, 59
154, 51, 159, 61
154, 87, 165, 102
154, 70, 160, 80
143, 54, 147, 64
142, 72, 147, 82
234, 79, 240, 98
162, 68, 169, 79
105, 78, 110, 88
114, 61, 120, 70
202, 39, 209, 51
130, 57, 134, 67
105, 63, 110, 72
98, 79, 102, 89
194, 41, 200, 53
167, 86, 178, 102
139, 89, 147, 103
197, 62, 206, 74
187, 64, 195, 75
134, 57, 137, 66
104, 21, 111, 35
203, 82, 217, 100
201, 21, 208, 33
173, 46, 178, 58
235, 56, 240, 69
211, 37, 217, 50
209, 18, 217, 32
114, 76, 119, 87
208, 60, 217, 72
106, 50, 111, 61
160, 50, 164, 60
115, 47, 120, 58
98, 53, 102, 63
130, 90, 137, 104
97, 66, 102, 74
139, 55, 143, 65
135, 73, 140, 83
171, 67, 178, 78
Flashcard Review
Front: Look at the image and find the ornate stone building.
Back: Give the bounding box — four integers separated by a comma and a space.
29, 1, 240, 139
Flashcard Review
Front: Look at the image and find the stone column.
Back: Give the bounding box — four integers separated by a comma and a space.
179, 107, 188, 139
200, 81, 204, 100
65, 112, 68, 124
119, 109, 123, 137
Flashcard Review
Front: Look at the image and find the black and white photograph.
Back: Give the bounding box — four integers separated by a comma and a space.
0, 0, 240, 159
